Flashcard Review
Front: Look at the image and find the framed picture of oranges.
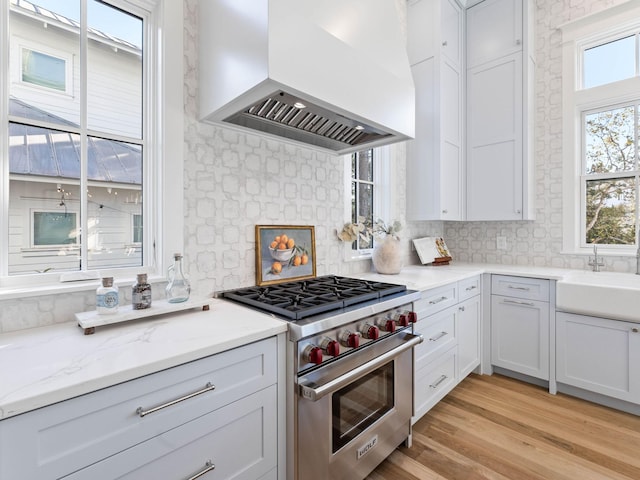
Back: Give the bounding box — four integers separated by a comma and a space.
255, 225, 316, 286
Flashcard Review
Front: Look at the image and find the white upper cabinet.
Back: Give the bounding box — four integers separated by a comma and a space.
465, 0, 535, 221
407, 0, 464, 221
466, 0, 523, 67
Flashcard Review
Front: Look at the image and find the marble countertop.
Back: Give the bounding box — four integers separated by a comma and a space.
353, 262, 574, 291
0, 262, 614, 421
0, 299, 287, 420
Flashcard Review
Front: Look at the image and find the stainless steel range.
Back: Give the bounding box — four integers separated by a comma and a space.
222, 275, 422, 480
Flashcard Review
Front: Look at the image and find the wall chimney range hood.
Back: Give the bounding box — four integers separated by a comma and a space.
198, 0, 415, 155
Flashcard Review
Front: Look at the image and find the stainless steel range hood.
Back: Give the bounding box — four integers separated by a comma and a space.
198, 0, 415, 155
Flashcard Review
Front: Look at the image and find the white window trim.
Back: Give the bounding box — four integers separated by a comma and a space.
0, 0, 183, 296
342, 144, 396, 261
30, 209, 80, 248
561, 1, 640, 257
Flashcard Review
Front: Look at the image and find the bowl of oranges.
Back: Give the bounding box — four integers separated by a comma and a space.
269, 234, 295, 262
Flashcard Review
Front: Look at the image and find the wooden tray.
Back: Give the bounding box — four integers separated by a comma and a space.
75, 297, 212, 335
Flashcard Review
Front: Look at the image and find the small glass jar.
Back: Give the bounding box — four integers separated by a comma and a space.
96, 277, 119, 314
132, 273, 152, 310
166, 253, 191, 303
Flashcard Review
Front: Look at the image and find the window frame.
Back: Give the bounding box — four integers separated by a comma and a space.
343, 145, 395, 261
561, 3, 640, 257
31, 209, 80, 248
0, 0, 183, 295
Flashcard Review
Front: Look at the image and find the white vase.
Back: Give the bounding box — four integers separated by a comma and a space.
372, 236, 403, 274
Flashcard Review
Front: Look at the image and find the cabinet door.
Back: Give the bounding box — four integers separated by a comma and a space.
407, 0, 436, 65
441, 0, 462, 67
414, 304, 457, 369
466, 0, 523, 68
557, 313, 639, 403
467, 53, 523, 221
491, 294, 549, 380
457, 295, 481, 379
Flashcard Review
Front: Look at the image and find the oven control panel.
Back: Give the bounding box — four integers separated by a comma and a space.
297, 304, 417, 372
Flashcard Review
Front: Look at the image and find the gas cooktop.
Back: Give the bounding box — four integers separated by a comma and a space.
222, 275, 407, 320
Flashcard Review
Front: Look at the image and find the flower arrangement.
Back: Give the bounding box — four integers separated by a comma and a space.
337, 217, 403, 243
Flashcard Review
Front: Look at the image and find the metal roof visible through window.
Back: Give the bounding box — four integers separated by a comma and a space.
9, 98, 142, 185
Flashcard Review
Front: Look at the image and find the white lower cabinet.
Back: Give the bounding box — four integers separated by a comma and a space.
491, 275, 550, 380
413, 275, 481, 423
556, 312, 640, 404
0, 337, 279, 480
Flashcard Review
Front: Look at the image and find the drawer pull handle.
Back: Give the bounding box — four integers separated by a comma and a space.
507, 285, 530, 291
465, 285, 477, 291
429, 331, 448, 342
429, 375, 448, 389
136, 382, 215, 418
632, 328, 639, 333
502, 299, 535, 307
187, 461, 215, 480
429, 296, 448, 305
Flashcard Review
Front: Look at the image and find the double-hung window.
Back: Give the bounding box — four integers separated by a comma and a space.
344, 146, 394, 259
1, 0, 183, 289
561, 3, 640, 255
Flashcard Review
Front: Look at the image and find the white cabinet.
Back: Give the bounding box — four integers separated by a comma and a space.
413, 275, 481, 422
0, 338, 279, 480
491, 275, 550, 380
466, 0, 535, 221
406, 0, 464, 221
557, 312, 640, 404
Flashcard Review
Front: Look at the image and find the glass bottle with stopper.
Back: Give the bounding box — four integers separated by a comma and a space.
166, 253, 191, 303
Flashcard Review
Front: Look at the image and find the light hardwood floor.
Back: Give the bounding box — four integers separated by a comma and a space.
367, 373, 640, 480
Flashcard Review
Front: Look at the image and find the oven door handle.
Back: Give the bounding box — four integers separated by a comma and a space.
298, 334, 423, 402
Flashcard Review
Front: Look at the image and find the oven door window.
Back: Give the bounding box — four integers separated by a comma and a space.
332, 360, 394, 453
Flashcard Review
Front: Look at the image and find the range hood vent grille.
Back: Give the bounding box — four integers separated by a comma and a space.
224, 91, 392, 152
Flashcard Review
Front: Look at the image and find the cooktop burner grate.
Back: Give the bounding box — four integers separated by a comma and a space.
222, 275, 407, 320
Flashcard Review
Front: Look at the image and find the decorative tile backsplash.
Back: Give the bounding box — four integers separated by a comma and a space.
0, 0, 631, 334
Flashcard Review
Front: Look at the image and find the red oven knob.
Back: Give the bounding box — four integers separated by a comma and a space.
361, 324, 379, 340
381, 319, 396, 332
339, 331, 360, 348
394, 313, 409, 327
320, 338, 340, 357
302, 345, 323, 365
408, 311, 418, 323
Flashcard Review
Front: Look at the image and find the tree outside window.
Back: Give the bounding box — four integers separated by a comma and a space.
583, 106, 638, 246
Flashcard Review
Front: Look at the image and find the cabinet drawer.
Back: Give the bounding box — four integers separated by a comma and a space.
415, 283, 458, 316
64, 385, 278, 480
414, 307, 456, 369
491, 275, 549, 301
0, 337, 277, 480
414, 347, 457, 421
458, 275, 481, 301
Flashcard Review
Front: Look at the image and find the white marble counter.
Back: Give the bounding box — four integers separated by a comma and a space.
0, 299, 287, 420
353, 262, 574, 292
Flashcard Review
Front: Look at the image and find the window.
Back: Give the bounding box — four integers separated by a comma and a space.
561, 3, 640, 255
350, 149, 375, 251
33, 211, 78, 246
1, 0, 184, 289
343, 146, 394, 260
132, 214, 143, 244
21, 48, 67, 92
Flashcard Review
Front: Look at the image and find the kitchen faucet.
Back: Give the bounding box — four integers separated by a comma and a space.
588, 244, 604, 272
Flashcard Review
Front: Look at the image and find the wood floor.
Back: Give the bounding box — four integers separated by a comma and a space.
366, 373, 640, 480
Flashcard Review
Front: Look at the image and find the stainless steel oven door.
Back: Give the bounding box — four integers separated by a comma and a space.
296, 331, 422, 480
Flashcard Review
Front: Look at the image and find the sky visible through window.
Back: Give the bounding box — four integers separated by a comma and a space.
583, 35, 636, 89
29, 0, 142, 48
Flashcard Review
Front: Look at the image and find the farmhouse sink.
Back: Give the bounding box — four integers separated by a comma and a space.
556, 271, 640, 323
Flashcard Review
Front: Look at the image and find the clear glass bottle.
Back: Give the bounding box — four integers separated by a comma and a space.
132, 273, 152, 309
96, 277, 119, 314
166, 253, 191, 303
